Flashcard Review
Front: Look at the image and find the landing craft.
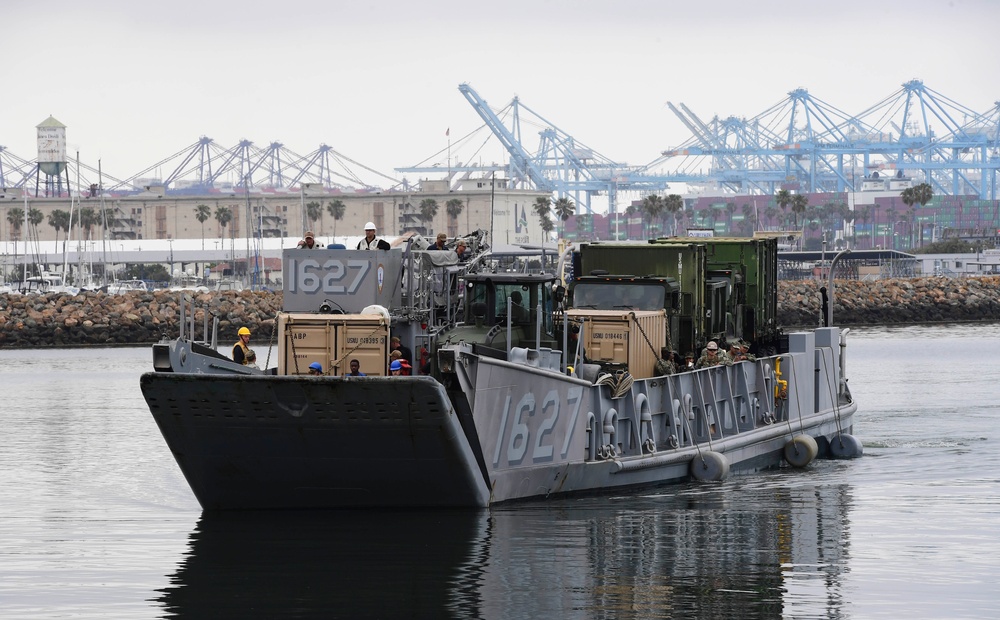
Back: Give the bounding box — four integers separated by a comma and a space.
140, 232, 861, 509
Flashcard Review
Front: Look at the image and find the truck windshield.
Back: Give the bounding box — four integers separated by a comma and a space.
572, 283, 664, 311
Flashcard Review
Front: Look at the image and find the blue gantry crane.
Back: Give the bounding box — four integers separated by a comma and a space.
647, 80, 1000, 199
396, 83, 675, 214
105, 137, 402, 194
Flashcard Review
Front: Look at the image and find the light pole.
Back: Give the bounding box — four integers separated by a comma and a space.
820, 238, 827, 281
300, 185, 306, 237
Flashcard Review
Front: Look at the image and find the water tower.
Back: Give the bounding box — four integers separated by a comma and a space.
35, 115, 71, 197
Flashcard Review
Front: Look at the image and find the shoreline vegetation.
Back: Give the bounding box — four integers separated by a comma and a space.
2, 276, 999, 349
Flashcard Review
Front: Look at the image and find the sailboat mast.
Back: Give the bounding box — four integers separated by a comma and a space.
99, 160, 108, 287
22, 188, 28, 284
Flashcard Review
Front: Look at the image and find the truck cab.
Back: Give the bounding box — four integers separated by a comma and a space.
439, 273, 560, 358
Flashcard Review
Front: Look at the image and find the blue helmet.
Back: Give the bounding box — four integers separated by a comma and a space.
308, 362, 323, 372
389, 360, 402, 371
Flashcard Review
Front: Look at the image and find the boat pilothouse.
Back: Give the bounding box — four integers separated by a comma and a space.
17, 272, 80, 296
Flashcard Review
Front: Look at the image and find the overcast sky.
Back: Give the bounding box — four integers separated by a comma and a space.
3, 0, 998, 191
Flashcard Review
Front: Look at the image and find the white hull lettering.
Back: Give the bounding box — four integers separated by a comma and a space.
494, 385, 583, 468
287, 258, 371, 295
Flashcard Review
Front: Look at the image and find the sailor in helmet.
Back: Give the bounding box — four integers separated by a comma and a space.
357, 221, 391, 251
232, 326, 253, 365
307, 361, 323, 376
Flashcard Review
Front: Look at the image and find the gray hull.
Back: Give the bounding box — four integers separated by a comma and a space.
141, 327, 857, 509
141, 373, 491, 509
458, 327, 856, 504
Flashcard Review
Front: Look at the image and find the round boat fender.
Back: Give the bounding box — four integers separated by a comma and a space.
829, 433, 864, 459
784, 434, 819, 467
690, 450, 729, 482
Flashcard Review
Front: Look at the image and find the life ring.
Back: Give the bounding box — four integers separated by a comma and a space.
690, 450, 729, 481
784, 434, 819, 467
829, 433, 864, 459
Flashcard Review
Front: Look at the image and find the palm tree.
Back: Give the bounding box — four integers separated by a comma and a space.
445, 198, 464, 237
418, 198, 439, 230
764, 206, 778, 229
640, 194, 664, 236
7, 207, 24, 241
912, 182, 933, 208
901, 183, 933, 246
540, 218, 555, 237
194, 204, 211, 250
775, 189, 792, 222
305, 201, 322, 233
682, 208, 695, 233
78, 207, 98, 240
326, 199, 346, 237
741, 204, 754, 236
215, 205, 234, 261
533, 196, 553, 234
214, 205, 233, 238
725, 202, 737, 233
664, 194, 684, 236
28, 208, 44, 242
857, 205, 871, 248
790, 194, 808, 228
48, 209, 71, 244
553, 197, 574, 238
101, 208, 118, 232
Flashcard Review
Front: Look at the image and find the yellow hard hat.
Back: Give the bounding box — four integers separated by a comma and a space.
238, 327, 251, 336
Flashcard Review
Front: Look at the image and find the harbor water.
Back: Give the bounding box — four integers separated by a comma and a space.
1, 323, 998, 619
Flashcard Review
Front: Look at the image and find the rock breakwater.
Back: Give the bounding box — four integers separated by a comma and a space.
0, 290, 282, 349
2, 276, 999, 348
778, 275, 1000, 326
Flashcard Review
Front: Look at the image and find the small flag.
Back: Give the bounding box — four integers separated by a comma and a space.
446, 128, 450, 137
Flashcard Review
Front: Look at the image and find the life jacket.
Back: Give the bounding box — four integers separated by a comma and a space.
233, 340, 251, 365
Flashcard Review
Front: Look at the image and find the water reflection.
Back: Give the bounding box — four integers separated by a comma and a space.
157, 478, 853, 619
155, 510, 489, 619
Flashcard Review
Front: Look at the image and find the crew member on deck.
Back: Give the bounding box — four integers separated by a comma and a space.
696, 341, 731, 369
433, 233, 448, 250
739, 339, 757, 362
297, 231, 319, 249
232, 326, 253, 365
308, 362, 323, 376
348, 359, 366, 376
390, 336, 412, 364
357, 222, 390, 250
509, 290, 530, 323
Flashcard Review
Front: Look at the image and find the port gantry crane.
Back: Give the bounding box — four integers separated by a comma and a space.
396, 83, 675, 214
647, 80, 1000, 199
105, 137, 401, 194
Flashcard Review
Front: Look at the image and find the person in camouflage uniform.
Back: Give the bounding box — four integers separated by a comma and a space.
654, 347, 678, 376
696, 341, 732, 369
739, 339, 757, 362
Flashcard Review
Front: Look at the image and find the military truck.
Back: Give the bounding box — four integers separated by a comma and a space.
569, 236, 781, 358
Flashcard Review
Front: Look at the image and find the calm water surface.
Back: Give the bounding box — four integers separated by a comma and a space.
1, 324, 998, 619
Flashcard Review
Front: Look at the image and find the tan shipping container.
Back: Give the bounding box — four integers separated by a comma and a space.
566, 309, 666, 380
277, 313, 389, 376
